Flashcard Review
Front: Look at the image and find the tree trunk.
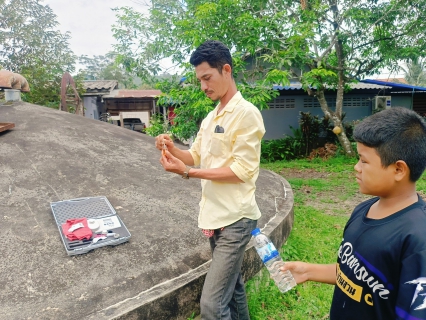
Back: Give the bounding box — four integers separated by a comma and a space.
315, 0, 355, 157
316, 89, 355, 157
335, 124, 354, 156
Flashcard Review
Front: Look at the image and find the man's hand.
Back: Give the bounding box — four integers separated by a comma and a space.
160, 149, 186, 175
155, 134, 175, 152
155, 134, 195, 167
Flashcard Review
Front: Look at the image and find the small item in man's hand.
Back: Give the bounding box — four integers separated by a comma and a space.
162, 140, 167, 156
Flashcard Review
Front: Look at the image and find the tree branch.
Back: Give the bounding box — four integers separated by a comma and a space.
353, 31, 413, 51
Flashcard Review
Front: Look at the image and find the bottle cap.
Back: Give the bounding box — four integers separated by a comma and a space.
251, 228, 261, 236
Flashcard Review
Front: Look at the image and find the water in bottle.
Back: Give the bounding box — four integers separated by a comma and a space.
251, 228, 296, 293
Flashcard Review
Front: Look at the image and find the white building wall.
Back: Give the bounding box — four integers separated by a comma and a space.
83, 96, 98, 119
110, 111, 151, 126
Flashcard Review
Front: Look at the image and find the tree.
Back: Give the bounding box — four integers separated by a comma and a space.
112, 0, 426, 154
0, 0, 76, 107
155, 73, 216, 140
401, 58, 426, 86
113, 2, 287, 140
77, 53, 138, 89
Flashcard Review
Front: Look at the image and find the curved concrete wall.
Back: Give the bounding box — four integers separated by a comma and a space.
0, 102, 294, 320
98, 171, 294, 320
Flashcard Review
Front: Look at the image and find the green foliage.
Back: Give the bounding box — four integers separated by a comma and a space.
260, 133, 311, 163
261, 138, 297, 163
418, 171, 426, 194
0, 0, 77, 107
401, 57, 426, 86
186, 312, 196, 320
301, 68, 337, 91
155, 72, 215, 140
238, 82, 282, 111
145, 113, 170, 137
111, 0, 426, 156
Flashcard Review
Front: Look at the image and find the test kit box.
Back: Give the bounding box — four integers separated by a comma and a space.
50, 196, 131, 256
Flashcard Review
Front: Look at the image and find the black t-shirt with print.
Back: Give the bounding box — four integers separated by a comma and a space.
330, 195, 426, 320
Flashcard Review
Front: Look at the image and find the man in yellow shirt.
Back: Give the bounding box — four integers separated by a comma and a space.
156, 40, 265, 319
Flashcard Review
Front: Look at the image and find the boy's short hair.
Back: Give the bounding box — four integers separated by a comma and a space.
353, 107, 426, 181
189, 40, 233, 75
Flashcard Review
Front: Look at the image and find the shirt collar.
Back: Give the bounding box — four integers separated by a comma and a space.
215, 91, 243, 116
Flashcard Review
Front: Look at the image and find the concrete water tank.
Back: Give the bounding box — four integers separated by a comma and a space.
0, 101, 294, 320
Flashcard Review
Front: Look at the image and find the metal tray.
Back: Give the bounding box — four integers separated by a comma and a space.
50, 196, 131, 256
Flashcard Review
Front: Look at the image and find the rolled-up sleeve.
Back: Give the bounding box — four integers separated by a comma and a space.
229, 108, 265, 183
188, 123, 203, 166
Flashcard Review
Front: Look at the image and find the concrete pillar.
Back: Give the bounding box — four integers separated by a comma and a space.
5, 89, 21, 102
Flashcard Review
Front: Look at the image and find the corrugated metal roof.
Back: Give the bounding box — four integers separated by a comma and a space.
350, 82, 391, 89
103, 89, 162, 99
272, 82, 390, 90
360, 79, 426, 91
273, 83, 303, 90
83, 80, 118, 91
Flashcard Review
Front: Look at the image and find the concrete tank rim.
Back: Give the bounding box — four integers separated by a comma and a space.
91, 171, 294, 320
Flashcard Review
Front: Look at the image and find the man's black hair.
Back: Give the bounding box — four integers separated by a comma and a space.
189, 40, 233, 74
353, 107, 426, 181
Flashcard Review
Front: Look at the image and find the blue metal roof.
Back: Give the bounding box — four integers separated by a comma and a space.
360, 79, 426, 91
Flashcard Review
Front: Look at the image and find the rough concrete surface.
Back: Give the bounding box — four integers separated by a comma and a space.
0, 102, 294, 320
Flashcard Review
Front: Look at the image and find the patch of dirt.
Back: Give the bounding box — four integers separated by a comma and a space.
280, 168, 426, 216
280, 167, 369, 215
280, 168, 331, 180
303, 191, 372, 216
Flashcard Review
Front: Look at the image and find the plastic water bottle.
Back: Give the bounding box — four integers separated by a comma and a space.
251, 228, 296, 293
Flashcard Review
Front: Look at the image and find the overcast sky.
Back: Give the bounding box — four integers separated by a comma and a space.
43, 0, 402, 79
44, 0, 148, 57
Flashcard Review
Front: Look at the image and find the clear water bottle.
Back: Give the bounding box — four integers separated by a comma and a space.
251, 228, 296, 293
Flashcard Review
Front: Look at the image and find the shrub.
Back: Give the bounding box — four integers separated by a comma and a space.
261, 111, 355, 162
145, 113, 170, 137
261, 137, 297, 163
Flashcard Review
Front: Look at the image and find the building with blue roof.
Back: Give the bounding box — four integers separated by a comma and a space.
261, 79, 426, 139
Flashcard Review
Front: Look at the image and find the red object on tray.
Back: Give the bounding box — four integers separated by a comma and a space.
61, 218, 92, 241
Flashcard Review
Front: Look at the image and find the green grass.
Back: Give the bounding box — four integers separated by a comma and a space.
261, 155, 355, 172
247, 155, 426, 319
418, 172, 426, 193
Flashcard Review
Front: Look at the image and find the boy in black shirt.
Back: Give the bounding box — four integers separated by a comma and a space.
281, 107, 426, 319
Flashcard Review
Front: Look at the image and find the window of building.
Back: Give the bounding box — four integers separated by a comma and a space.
303, 96, 369, 108
268, 97, 296, 108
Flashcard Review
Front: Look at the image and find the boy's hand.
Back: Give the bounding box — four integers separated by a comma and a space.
281, 262, 337, 285
160, 149, 186, 175
155, 134, 175, 152
280, 261, 310, 284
